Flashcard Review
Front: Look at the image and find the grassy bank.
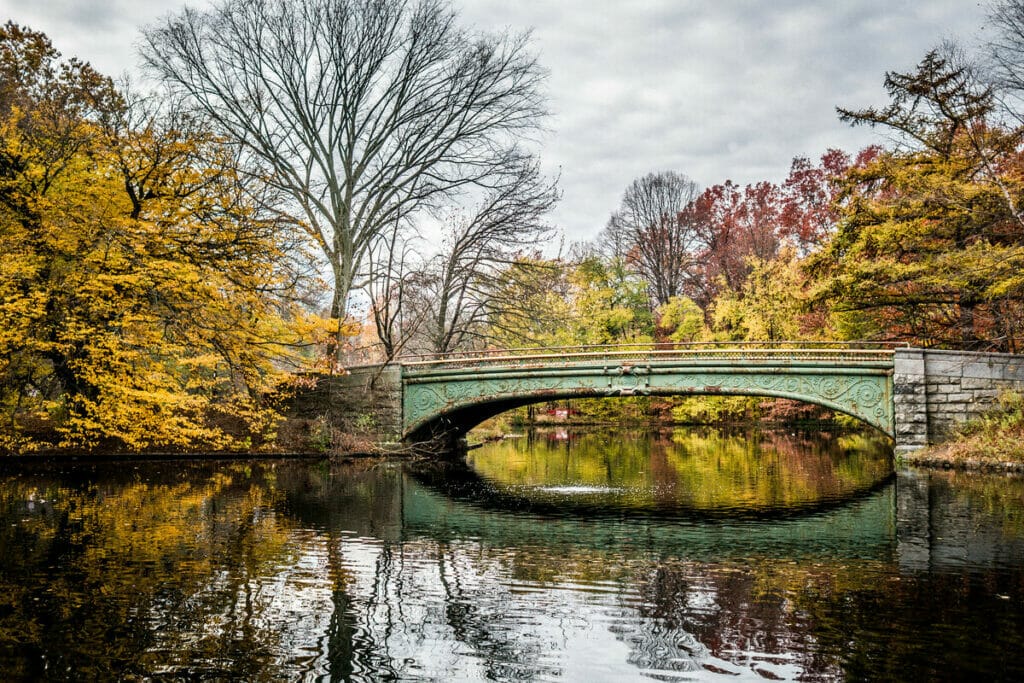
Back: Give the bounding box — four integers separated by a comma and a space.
902, 392, 1024, 471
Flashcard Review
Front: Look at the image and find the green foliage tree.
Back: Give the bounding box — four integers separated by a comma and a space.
711, 247, 821, 342
568, 255, 654, 345
655, 296, 707, 343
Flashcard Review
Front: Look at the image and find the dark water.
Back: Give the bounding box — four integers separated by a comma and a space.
1, 428, 1023, 681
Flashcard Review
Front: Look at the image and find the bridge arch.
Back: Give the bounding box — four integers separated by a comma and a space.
400, 348, 895, 441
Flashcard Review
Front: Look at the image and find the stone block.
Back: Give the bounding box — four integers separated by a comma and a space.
894, 373, 925, 384
959, 361, 1002, 380
894, 385, 926, 399
926, 357, 967, 379
894, 349, 926, 376
961, 377, 996, 390
896, 405, 928, 416
1003, 363, 1024, 382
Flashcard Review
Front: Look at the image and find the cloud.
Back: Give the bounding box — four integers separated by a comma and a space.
0, 0, 992, 243
0, 0, 185, 78
535, 0, 988, 241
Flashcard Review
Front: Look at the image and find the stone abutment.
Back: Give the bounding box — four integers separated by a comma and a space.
893, 348, 1024, 454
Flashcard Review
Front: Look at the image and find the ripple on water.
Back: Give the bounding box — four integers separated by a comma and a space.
534, 485, 624, 495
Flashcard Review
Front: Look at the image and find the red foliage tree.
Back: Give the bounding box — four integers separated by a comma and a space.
779, 147, 882, 253
683, 180, 783, 309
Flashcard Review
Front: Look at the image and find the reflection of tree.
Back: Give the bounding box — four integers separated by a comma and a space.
795, 569, 1024, 681
3, 457, 1023, 681
435, 542, 551, 680
467, 427, 893, 513
642, 563, 793, 675
624, 546, 1024, 681
275, 460, 404, 539
279, 463, 556, 678
0, 463, 294, 678
325, 535, 404, 681
275, 462, 406, 679
325, 534, 357, 681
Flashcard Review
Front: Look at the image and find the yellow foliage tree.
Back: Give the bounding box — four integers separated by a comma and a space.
819, 48, 1024, 350
0, 24, 327, 453
711, 247, 821, 342
655, 295, 707, 343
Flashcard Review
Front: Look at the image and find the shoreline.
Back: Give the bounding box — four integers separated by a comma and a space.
899, 443, 1024, 474
7, 422, 1024, 475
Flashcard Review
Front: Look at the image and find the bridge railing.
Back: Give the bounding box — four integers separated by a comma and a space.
398, 341, 903, 369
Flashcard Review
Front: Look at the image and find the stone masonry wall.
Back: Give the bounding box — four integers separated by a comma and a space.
894, 349, 1024, 453
285, 365, 403, 446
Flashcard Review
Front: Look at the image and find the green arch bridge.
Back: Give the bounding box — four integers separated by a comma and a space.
317, 344, 1024, 452
401, 345, 894, 439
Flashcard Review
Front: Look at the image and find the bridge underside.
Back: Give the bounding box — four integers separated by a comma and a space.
402, 358, 895, 442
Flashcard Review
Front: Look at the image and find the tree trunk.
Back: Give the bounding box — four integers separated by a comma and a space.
959, 296, 978, 349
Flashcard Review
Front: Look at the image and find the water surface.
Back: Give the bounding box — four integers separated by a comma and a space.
0, 428, 1022, 681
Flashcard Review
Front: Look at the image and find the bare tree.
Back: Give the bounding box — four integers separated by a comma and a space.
602, 171, 703, 307
142, 0, 548, 348
990, 1, 1024, 102
412, 159, 558, 356
365, 221, 426, 362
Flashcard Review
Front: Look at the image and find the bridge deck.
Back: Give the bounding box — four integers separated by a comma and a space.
331, 345, 1024, 450
401, 344, 897, 373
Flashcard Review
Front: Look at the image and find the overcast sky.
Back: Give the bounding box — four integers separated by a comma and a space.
0, 0, 991, 243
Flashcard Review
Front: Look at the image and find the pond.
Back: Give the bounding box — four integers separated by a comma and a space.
1, 428, 1023, 681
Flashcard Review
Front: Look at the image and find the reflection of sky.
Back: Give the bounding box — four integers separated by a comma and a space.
176, 531, 820, 681
536, 485, 623, 495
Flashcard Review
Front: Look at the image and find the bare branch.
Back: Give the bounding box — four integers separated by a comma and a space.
142, 0, 549, 343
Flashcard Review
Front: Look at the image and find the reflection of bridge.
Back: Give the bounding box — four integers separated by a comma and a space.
303, 344, 1024, 452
